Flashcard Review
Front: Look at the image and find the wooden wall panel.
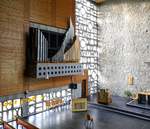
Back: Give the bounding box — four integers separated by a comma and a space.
56, 0, 75, 28
30, 0, 75, 28
30, 0, 54, 26
0, 0, 76, 96
0, 70, 88, 96
0, 0, 27, 94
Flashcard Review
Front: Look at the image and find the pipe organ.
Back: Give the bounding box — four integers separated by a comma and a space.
27, 19, 82, 79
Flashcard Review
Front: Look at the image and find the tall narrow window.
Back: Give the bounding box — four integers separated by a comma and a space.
76, 0, 98, 94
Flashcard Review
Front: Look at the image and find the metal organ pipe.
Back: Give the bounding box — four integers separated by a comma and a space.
42, 33, 47, 62
43, 33, 45, 62
39, 31, 41, 62
42, 33, 44, 62
42, 32, 44, 62
41, 32, 42, 62
44, 36, 46, 62
44, 35, 46, 62
40, 30, 42, 62
37, 29, 40, 62
38, 30, 48, 62
41, 32, 43, 62
43, 35, 45, 62
43, 32, 45, 62
46, 37, 47, 62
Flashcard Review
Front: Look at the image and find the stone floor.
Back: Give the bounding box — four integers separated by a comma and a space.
127, 99, 150, 110
8, 104, 150, 129
1, 95, 150, 129
88, 94, 150, 117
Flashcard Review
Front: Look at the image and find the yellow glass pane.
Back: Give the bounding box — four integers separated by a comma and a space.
0, 102, 2, 111
28, 96, 35, 105
3, 101, 8, 111
13, 99, 20, 108
36, 95, 42, 102
7, 100, 12, 109
28, 96, 36, 103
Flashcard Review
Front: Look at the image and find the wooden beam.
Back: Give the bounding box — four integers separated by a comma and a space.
0, 70, 88, 96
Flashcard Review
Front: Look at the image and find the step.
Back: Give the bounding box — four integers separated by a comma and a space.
88, 103, 150, 121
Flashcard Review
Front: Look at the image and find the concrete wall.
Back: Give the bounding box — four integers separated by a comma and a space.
97, 0, 150, 96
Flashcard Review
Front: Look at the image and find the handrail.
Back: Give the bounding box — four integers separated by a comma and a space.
0, 120, 15, 129
16, 117, 39, 129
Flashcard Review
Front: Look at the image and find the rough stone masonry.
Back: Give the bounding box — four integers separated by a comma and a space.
97, 0, 150, 96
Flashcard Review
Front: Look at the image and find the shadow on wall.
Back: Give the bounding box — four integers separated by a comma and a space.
99, 0, 150, 5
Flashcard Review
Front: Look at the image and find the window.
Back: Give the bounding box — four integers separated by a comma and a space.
62, 90, 66, 97
36, 95, 43, 103
0, 87, 72, 123
28, 96, 35, 105
76, 0, 98, 94
13, 99, 20, 108
3, 100, 12, 111
57, 91, 61, 98
29, 106, 35, 114
36, 103, 43, 113
0, 102, 2, 112
43, 93, 49, 101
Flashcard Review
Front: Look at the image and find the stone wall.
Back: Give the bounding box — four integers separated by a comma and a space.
97, 0, 150, 96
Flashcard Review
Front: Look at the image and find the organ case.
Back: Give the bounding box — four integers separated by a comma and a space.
26, 19, 82, 79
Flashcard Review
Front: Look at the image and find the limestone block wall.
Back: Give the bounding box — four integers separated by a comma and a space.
97, 0, 150, 96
